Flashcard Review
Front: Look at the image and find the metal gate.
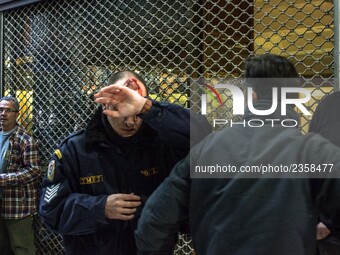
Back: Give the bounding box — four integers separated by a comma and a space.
0, 0, 335, 254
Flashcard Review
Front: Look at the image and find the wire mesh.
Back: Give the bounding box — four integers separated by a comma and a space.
1, 0, 335, 254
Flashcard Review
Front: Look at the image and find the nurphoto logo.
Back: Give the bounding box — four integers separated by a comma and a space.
196, 78, 312, 128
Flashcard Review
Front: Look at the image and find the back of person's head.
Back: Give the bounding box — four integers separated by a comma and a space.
0, 96, 20, 111
107, 70, 148, 93
245, 54, 300, 100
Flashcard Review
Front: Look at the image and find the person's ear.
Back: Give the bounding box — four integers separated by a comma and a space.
139, 83, 148, 97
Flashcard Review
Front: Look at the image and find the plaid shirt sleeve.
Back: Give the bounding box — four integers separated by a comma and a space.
0, 126, 42, 187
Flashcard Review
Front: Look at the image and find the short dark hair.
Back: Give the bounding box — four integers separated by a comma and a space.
0, 96, 20, 111
107, 70, 148, 93
244, 54, 300, 100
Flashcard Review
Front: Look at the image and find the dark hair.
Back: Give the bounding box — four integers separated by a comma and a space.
107, 70, 148, 93
0, 96, 20, 111
245, 54, 300, 100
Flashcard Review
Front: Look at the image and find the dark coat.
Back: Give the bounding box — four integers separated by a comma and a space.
309, 91, 340, 246
136, 100, 340, 255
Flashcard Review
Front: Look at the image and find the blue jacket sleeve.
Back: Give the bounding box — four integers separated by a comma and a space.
39, 144, 108, 235
140, 101, 211, 152
135, 154, 191, 255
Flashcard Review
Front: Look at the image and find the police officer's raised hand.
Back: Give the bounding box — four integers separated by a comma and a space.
105, 193, 142, 220
94, 84, 147, 118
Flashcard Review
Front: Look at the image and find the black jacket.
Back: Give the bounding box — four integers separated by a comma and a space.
136, 100, 340, 255
309, 91, 340, 244
39, 101, 211, 255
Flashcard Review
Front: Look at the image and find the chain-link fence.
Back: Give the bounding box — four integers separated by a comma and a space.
0, 0, 335, 254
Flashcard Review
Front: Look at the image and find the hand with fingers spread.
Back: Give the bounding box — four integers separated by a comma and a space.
94, 84, 147, 118
105, 193, 142, 220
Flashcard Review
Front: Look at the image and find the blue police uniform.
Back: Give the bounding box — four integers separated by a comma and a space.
39, 101, 211, 255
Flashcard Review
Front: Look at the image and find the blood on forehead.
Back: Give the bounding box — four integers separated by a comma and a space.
123, 78, 144, 96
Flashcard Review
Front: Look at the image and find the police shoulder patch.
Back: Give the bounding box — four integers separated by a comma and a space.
47, 160, 56, 182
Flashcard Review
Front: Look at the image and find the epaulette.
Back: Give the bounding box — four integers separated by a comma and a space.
51, 130, 85, 161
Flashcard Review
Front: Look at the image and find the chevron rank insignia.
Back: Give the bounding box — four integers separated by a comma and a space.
44, 183, 60, 203
47, 160, 55, 181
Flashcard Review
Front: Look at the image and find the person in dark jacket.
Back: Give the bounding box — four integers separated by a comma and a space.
39, 70, 211, 255
309, 91, 340, 255
135, 54, 340, 255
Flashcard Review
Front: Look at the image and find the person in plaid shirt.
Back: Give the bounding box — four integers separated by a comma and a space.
0, 96, 42, 255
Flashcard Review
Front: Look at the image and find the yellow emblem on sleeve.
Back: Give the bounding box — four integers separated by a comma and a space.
54, 149, 62, 160
140, 167, 159, 177
47, 160, 55, 181
79, 175, 104, 185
